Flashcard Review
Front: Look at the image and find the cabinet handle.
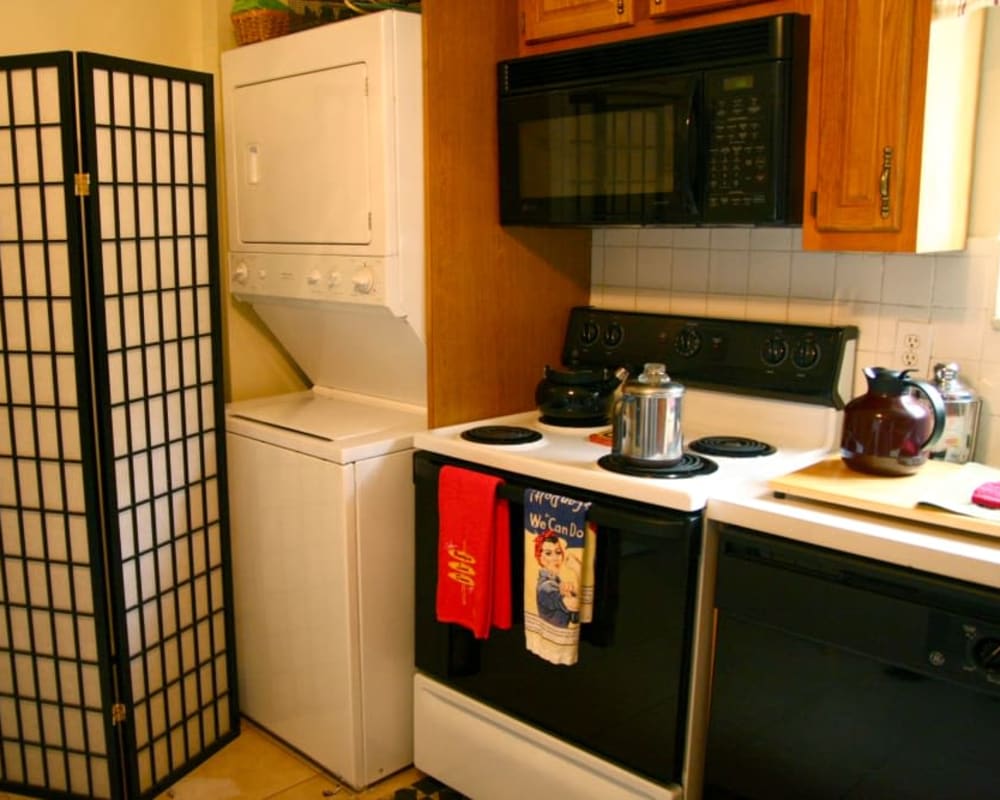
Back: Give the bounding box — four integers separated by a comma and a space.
879, 146, 893, 219
617, 0, 625, 13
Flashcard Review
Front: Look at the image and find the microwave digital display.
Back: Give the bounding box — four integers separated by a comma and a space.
723, 74, 755, 92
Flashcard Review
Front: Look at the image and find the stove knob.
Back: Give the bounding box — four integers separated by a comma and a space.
603, 322, 624, 348
972, 637, 1000, 674
761, 336, 788, 366
792, 338, 821, 370
674, 328, 702, 358
580, 321, 599, 345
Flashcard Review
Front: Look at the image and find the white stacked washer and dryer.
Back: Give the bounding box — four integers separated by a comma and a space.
218, 10, 425, 791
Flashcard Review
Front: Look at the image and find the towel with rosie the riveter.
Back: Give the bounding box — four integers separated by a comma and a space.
523, 489, 596, 665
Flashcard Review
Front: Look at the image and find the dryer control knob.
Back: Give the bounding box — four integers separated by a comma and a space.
328, 271, 342, 288
233, 263, 249, 284
352, 267, 375, 294
307, 269, 322, 286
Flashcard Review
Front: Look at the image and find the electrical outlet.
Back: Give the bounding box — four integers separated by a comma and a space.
894, 321, 933, 375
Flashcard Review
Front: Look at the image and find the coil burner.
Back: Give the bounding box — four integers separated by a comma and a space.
688, 436, 776, 458
597, 453, 719, 479
460, 425, 543, 446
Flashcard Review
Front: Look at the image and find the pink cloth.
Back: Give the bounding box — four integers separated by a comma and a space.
971, 481, 1000, 509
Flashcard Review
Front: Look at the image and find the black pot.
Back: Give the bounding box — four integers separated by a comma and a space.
535, 366, 625, 427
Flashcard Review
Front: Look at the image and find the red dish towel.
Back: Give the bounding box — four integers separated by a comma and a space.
436, 466, 512, 638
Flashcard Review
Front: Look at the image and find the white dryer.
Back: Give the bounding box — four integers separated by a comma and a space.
219, 9, 426, 790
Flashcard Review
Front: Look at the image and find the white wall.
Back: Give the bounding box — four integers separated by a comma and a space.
0, 0, 306, 402
0, 0, 214, 71
590, 11, 1000, 465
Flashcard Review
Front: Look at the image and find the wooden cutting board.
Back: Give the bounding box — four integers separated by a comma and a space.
768, 455, 1000, 540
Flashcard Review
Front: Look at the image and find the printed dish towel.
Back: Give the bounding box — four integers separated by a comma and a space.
523, 489, 597, 665
436, 465, 512, 638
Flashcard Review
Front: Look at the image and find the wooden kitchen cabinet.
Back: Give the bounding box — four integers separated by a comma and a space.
803, 0, 983, 252
517, 0, 808, 56
520, 0, 635, 44
648, 0, 764, 19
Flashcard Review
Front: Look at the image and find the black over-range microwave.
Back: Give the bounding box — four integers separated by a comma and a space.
498, 14, 809, 227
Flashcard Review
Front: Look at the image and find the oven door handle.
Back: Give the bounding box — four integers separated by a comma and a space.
495, 482, 700, 539
415, 455, 701, 538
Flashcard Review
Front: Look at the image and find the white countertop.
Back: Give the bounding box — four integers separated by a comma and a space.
707, 487, 1000, 590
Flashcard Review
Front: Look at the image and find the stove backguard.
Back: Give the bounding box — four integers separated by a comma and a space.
561, 307, 858, 408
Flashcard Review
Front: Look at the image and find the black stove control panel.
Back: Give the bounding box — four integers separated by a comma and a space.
561, 307, 858, 408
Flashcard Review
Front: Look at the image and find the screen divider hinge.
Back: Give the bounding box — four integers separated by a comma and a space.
810, 190, 817, 218
74, 173, 91, 197
111, 702, 127, 726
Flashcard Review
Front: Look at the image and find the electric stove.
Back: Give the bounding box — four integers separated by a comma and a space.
414, 307, 859, 512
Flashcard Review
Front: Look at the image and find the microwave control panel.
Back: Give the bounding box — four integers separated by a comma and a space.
704, 62, 785, 224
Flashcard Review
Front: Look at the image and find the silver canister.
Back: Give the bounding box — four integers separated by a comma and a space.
929, 362, 981, 464
612, 363, 685, 464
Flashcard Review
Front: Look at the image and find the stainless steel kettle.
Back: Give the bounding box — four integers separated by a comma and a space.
611, 363, 685, 464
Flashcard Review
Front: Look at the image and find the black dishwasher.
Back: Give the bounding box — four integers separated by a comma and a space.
704, 526, 1000, 800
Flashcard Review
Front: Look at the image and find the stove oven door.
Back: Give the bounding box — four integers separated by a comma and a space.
413, 450, 703, 789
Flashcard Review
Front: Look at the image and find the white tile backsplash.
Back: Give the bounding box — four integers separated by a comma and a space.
834, 253, 883, 302
636, 247, 672, 289
591, 231, 1000, 465
748, 250, 791, 296
883, 254, 934, 305
789, 251, 836, 299
708, 249, 749, 294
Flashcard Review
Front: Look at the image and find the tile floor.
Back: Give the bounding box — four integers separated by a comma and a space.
0, 719, 442, 800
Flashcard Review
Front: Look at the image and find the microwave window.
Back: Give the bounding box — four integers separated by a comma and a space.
518, 107, 675, 200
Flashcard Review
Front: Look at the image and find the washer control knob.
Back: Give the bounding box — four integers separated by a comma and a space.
352, 266, 375, 294
328, 271, 342, 288
307, 269, 322, 286
232, 263, 249, 284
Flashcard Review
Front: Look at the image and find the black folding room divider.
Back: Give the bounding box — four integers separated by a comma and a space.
0, 51, 238, 799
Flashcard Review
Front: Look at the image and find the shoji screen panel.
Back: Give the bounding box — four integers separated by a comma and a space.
75, 54, 237, 798
0, 53, 119, 799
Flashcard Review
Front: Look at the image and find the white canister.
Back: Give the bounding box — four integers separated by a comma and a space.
928, 362, 981, 464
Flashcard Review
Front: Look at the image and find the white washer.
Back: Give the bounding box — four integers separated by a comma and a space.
226, 387, 425, 789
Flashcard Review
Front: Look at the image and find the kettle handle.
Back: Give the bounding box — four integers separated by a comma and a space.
905, 377, 947, 450
611, 395, 632, 455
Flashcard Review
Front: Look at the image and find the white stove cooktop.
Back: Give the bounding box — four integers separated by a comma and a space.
413, 389, 843, 512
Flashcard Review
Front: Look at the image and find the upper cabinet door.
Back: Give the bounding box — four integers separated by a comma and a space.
521, 0, 635, 44
809, 0, 929, 243
648, 0, 759, 19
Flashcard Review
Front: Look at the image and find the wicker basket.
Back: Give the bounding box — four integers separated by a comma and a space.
232, 8, 292, 45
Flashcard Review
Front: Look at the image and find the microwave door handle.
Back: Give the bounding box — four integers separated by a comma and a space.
681, 86, 700, 215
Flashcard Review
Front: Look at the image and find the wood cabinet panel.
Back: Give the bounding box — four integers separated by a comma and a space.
521, 0, 634, 43
648, 0, 763, 19
518, 0, 808, 55
424, 2, 591, 428
812, 0, 925, 236
803, 0, 982, 252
